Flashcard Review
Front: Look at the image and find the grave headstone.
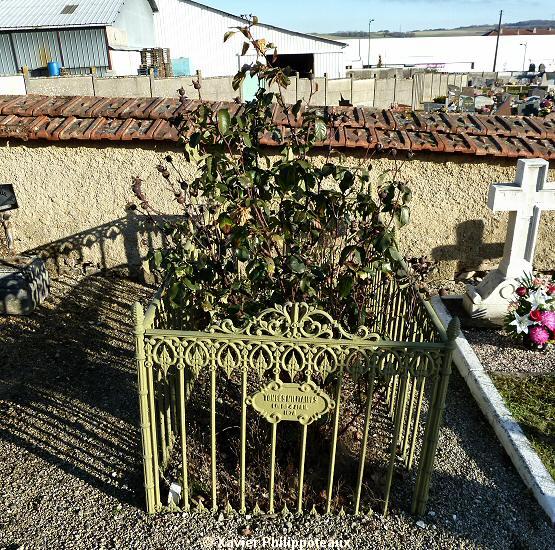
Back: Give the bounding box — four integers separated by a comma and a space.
0, 256, 50, 315
0, 184, 18, 212
475, 96, 495, 110
531, 87, 547, 99
0, 183, 50, 315
464, 158, 555, 324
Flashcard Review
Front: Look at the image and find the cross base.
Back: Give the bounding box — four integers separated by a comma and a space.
462, 268, 525, 326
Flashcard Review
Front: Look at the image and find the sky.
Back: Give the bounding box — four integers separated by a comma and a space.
202, 1, 555, 34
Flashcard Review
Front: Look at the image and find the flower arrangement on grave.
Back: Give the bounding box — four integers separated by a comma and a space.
505, 274, 555, 351
129, 17, 414, 332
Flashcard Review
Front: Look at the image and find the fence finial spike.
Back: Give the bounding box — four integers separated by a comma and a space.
252, 502, 262, 516
446, 316, 460, 342
133, 302, 144, 331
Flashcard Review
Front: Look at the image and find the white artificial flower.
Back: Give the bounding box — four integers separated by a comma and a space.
526, 289, 548, 310
509, 312, 535, 334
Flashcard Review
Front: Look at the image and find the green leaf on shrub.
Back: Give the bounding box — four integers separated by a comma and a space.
314, 119, 327, 142
340, 172, 355, 193
218, 109, 231, 136
236, 247, 250, 261
287, 255, 306, 274
218, 214, 234, 235
153, 250, 162, 268
399, 206, 411, 227
338, 274, 354, 298
388, 246, 403, 262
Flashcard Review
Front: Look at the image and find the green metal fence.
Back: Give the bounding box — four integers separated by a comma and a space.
133, 266, 459, 516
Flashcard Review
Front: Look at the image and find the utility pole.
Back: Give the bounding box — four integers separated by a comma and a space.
492, 9, 503, 71
520, 42, 528, 71
368, 18, 375, 68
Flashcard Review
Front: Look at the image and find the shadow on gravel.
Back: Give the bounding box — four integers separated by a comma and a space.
418, 371, 553, 547
0, 272, 151, 509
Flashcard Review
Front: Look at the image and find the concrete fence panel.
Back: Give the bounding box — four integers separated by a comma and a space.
94, 76, 151, 98
326, 78, 351, 106
352, 78, 375, 106
373, 78, 396, 109
27, 76, 95, 96
152, 77, 195, 98
201, 76, 236, 101
394, 78, 413, 106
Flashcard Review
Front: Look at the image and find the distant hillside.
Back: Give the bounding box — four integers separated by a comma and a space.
326, 19, 555, 39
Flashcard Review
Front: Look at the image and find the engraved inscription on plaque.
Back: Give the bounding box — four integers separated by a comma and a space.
246, 379, 334, 425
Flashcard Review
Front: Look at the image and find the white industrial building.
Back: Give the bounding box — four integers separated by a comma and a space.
344, 34, 555, 73
153, 0, 346, 78
0, 0, 346, 78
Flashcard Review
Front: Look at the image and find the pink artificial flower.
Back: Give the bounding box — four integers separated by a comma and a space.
529, 326, 550, 345
516, 286, 528, 297
533, 277, 544, 287
547, 284, 555, 296
530, 309, 542, 322
541, 311, 555, 332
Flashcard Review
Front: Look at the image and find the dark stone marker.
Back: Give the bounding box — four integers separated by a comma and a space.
0, 256, 50, 315
0, 184, 18, 212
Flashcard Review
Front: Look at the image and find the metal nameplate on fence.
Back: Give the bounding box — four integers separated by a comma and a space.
0, 184, 18, 212
246, 380, 334, 425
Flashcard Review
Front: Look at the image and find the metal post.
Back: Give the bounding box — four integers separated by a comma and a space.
133, 303, 157, 514
367, 19, 375, 68
492, 10, 503, 71
520, 43, 528, 72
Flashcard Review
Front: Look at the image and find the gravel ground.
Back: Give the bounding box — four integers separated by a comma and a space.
464, 328, 555, 375
1, 272, 554, 550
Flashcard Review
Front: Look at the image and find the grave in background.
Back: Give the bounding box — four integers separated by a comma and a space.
464, 159, 555, 324
0, 183, 49, 315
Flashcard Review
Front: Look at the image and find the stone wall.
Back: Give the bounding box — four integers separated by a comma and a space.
1, 139, 554, 279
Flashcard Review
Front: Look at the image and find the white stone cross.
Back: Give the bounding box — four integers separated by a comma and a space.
489, 158, 555, 278
464, 158, 555, 324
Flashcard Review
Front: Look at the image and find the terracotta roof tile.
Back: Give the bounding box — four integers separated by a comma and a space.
0, 94, 553, 160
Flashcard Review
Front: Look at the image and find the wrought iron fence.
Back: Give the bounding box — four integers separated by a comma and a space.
133, 265, 459, 517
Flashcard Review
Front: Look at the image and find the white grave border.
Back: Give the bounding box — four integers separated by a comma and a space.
433, 296, 555, 525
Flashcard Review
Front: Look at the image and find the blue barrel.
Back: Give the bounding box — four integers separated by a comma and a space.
47, 61, 60, 77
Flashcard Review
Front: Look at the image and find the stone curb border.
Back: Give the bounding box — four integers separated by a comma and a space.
431, 296, 555, 525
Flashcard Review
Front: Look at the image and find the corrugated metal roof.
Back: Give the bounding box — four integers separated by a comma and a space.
0, 0, 158, 31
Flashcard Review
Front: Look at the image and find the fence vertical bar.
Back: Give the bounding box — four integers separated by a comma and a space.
383, 367, 409, 516
178, 367, 190, 511
354, 370, 376, 514
157, 369, 168, 467
269, 423, 277, 514
143, 342, 161, 510
240, 367, 248, 514
210, 363, 217, 511
134, 303, 157, 514
297, 424, 308, 514
325, 364, 344, 514
412, 318, 458, 516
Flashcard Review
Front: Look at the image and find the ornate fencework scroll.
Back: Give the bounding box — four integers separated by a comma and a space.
134, 266, 459, 518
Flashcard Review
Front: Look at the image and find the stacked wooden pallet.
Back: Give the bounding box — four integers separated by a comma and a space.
139, 48, 173, 78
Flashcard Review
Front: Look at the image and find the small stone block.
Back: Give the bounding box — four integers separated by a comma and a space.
0, 256, 50, 315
